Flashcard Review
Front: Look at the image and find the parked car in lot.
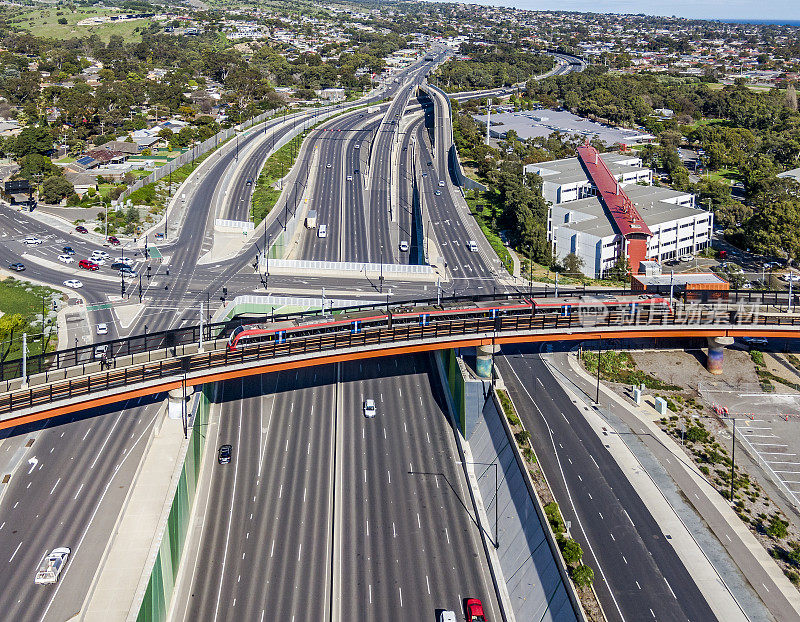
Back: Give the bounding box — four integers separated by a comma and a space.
218, 444, 232, 464
79, 259, 99, 271
75, 225, 88, 234
8, 262, 24, 271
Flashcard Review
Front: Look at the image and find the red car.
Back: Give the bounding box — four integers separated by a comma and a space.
107, 236, 120, 245
78, 259, 99, 271
75, 225, 88, 234
466, 598, 487, 622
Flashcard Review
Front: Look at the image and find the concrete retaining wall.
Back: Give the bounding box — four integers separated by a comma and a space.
468, 386, 581, 622
133, 385, 211, 622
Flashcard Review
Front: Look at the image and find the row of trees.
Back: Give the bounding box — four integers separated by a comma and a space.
434, 43, 554, 92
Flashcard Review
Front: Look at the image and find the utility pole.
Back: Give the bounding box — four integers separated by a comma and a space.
21, 333, 27, 387
485, 98, 491, 146
595, 339, 602, 404
199, 302, 204, 351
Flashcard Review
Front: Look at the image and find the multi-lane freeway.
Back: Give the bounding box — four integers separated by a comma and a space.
0, 44, 741, 622
174, 355, 500, 622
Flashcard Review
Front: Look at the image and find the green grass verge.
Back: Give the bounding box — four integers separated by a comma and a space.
0, 278, 61, 375
251, 134, 305, 225
464, 191, 514, 275
581, 350, 680, 390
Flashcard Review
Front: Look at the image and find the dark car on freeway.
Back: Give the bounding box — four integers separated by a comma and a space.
8, 262, 24, 272
62, 246, 75, 255
218, 444, 232, 464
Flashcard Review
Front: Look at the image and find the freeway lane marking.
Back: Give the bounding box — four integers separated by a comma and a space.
8, 541, 22, 563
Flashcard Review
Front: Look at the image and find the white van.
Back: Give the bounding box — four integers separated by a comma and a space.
317, 225, 328, 238
467, 240, 478, 252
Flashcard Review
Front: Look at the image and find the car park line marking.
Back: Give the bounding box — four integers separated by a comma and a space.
622, 555, 627, 564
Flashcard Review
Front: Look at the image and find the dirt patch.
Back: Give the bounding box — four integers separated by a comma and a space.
629, 348, 759, 391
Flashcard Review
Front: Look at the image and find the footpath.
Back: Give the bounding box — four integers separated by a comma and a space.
556, 349, 800, 622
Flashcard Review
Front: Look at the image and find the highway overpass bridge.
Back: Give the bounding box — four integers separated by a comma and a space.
0, 292, 797, 431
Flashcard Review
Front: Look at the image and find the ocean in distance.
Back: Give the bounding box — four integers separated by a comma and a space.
715, 19, 800, 26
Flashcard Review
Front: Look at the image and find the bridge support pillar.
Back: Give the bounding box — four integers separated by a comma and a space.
476, 344, 499, 379
168, 386, 194, 420
706, 336, 734, 375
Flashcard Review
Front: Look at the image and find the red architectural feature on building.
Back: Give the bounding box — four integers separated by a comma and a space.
577, 144, 652, 274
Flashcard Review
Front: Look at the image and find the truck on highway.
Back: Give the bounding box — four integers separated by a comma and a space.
367, 105, 379, 114
35, 547, 70, 585
305, 210, 317, 228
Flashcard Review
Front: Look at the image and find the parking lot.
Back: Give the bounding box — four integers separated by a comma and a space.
700, 381, 800, 507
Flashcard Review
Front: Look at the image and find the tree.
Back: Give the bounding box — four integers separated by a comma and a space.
14, 126, 54, 157
606, 253, 630, 282
0, 313, 26, 362
561, 253, 584, 278
40, 175, 74, 204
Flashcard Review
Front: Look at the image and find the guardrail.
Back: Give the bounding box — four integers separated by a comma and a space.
1, 302, 799, 419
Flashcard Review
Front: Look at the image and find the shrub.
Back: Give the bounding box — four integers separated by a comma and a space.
544, 502, 565, 534
571, 564, 594, 587
767, 515, 789, 540
515, 430, 531, 446
561, 538, 583, 566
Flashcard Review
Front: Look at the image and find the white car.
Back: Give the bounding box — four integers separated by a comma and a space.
34, 547, 70, 585
58, 254, 74, 264
439, 612, 456, 622
438, 180, 445, 187
63, 279, 83, 288
94, 344, 108, 359
91, 250, 109, 260
363, 398, 376, 418
354, 144, 360, 149
326, 163, 332, 168
23, 236, 42, 246
317, 224, 328, 238
783, 273, 800, 282
97, 323, 108, 335
399, 240, 409, 252
346, 175, 353, 181
679, 255, 693, 263
467, 240, 478, 252
114, 256, 133, 266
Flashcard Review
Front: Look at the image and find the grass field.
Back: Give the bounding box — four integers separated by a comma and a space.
0, 277, 61, 372
9, 7, 154, 43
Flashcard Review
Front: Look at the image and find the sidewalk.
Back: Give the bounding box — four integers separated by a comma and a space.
561, 349, 800, 622
80, 404, 189, 621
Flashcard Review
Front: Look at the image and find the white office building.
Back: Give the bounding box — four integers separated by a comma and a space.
525, 153, 713, 279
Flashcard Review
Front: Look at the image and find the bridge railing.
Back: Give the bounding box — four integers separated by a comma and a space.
1, 302, 799, 417
3, 288, 797, 389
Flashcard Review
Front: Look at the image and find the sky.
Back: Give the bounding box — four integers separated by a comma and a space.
446, 0, 800, 22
